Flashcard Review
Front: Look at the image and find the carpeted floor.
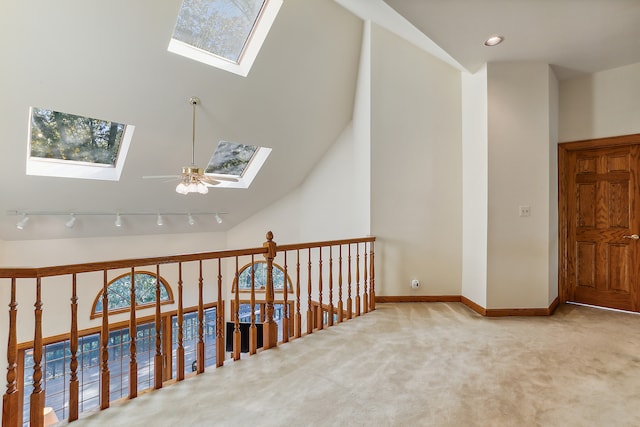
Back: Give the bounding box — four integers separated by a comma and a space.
65, 302, 640, 427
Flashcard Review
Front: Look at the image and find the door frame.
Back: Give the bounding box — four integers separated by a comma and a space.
558, 133, 640, 305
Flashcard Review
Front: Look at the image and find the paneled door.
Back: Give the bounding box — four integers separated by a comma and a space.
560, 136, 640, 312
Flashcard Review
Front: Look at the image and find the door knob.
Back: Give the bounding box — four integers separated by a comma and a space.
623, 234, 640, 240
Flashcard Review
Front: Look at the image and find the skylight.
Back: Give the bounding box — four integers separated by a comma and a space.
205, 141, 271, 188
168, 0, 283, 77
27, 107, 134, 181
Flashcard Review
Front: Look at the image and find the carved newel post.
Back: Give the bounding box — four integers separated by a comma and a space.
263, 231, 278, 349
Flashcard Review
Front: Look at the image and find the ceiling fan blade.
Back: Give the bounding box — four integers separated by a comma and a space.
204, 174, 239, 182
201, 176, 222, 186
142, 175, 180, 180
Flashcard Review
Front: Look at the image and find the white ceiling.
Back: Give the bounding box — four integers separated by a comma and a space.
0, 0, 363, 241
383, 0, 640, 79
1, 0, 639, 242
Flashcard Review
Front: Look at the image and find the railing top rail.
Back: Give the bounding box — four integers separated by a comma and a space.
276, 236, 375, 252
0, 246, 269, 279
0, 235, 376, 279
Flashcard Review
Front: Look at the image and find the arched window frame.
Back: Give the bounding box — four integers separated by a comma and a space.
232, 260, 293, 293
90, 271, 174, 319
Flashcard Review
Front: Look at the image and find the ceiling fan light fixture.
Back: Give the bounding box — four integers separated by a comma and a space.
174, 164, 210, 195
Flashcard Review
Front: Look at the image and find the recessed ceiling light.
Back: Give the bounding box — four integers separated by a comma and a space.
484, 35, 504, 47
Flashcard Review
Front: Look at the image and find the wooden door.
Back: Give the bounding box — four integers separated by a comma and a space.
561, 138, 640, 312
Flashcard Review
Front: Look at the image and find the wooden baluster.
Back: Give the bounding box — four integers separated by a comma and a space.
154, 265, 163, 389
69, 274, 79, 420
338, 245, 343, 323
100, 271, 110, 410
249, 255, 257, 355
363, 243, 369, 314
328, 247, 334, 327
306, 248, 313, 334
176, 263, 184, 381
355, 244, 361, 317
233, 257, 241, 361
263, 231, 278, 349
216, 259, 224, 368
316, 248, 324, 330
29, 278, 44, 427
282, 252, 290, 342
369, 241, 376, 311
3, 278, 19, 427
128, 268, 138, 398
347, 244, 352, 320
197, 261, 205, 373
295, 250, 302, 338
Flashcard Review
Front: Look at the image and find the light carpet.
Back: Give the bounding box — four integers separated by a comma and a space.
65, 302, 640, 426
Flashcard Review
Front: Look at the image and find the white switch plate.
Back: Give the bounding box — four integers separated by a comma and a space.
519, 205, 531, 217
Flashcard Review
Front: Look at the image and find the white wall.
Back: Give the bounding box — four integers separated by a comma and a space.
228, 20, 374, 247
370, 24, 462, 296
548, 68, 559, 304
486, 62, 557, 309
461, 65, 488, 307
1, 232, 228, 267
559, 62, 640, 142
352, 20, 372, 238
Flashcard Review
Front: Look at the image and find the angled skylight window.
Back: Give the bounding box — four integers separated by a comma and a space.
168, 0, 283, 77
205, 141, 271, 188
27, 107, 134, 181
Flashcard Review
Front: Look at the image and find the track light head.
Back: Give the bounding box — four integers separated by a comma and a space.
115, 213, 123, 227
65, 214, 77, 229
188, 213, 195, 226
156, 213, 164, 226
16, 214, 29, 230
215, 213, 222, 224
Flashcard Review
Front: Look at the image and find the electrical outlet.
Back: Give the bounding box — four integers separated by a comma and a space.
519, 205, 531, 217
411, 279, 420, 289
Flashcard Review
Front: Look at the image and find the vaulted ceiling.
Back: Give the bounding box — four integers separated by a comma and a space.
2, 0, 639, 242
0, 0, 363, 240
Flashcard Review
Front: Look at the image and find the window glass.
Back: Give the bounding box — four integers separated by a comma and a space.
206, 141, 258, 176
94, 272, 171, 315
30, 107, 125, 166
236, 261, 290, 291
172, 0, 265, 63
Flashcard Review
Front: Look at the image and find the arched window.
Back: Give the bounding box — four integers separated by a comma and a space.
91, 271, 174, 318
233, 261, 292, 292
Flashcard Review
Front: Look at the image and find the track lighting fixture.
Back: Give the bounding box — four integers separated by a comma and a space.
16, 214, 29, 230
65, 214, 77, 229
9, 211, 228, 229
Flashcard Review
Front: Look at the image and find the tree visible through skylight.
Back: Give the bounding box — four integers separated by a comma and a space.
30, 107, 125, 166
172, 0, 265, 63
206, 141, 258, 176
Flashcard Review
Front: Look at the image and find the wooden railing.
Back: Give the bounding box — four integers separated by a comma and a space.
1, 232, 375, 427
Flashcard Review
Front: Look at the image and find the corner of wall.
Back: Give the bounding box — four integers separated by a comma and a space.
461, 66, 488, 307
548, 67, 560, 304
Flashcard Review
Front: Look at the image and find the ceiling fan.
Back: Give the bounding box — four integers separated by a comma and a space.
143, 96, 237, 194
